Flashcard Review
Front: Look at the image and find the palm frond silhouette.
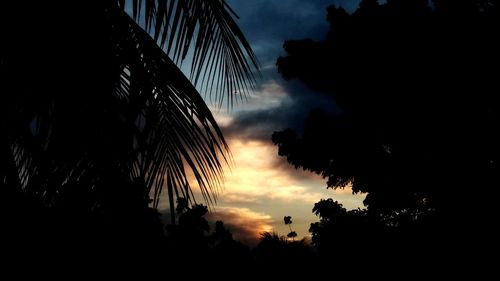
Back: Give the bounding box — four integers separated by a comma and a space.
0, 0, 259, 220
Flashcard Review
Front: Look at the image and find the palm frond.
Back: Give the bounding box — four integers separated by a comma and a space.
2, 0, 257, 215
113, 6, 229, 208
118, 0, 260, 107
1, 3, 231, 210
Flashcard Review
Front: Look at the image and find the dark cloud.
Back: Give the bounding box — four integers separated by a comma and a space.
221, 103, 293, 141
228, 0, 361, 66
220, 1, 357, 142
222, 79, 339, 142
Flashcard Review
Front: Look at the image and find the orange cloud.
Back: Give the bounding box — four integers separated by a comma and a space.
219, 138, 351, 205
210, 80, 289, 128
207, 207, 274, 247
161, 127, 365, 243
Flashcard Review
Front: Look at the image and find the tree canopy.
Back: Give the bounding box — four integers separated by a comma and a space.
273, 0, 499, 226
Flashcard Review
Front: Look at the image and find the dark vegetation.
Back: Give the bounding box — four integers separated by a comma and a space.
1, 0, 498, 275
0, 0, 258, 274
272, 0, 499, 271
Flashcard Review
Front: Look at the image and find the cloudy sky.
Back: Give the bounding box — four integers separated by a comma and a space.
164, 0, 365, 246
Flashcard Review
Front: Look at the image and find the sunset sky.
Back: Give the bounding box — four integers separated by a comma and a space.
4, 0, 493, 270
161, 0, 366, 246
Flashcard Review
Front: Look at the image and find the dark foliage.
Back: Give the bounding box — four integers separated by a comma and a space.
165, 200, 254, 274
0, 0, 259, 273
254, 232, 315, 275
274, 0, 499, 226
274, 0, 499, 268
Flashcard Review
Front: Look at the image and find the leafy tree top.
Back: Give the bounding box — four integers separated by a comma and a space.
273, 0, 500, 215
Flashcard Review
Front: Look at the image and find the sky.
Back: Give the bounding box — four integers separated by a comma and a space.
162, 0, 365, 246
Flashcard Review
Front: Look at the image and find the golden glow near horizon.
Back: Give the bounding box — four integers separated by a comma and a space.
207, 206, 273, 246
162, 80, 365, 245
208, 137, 364, 245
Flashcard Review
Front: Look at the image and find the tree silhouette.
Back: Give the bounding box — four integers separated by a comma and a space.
309, 199, 385, 255
274, 0, 499, 235
164, 199, 254, 272
284, 215, 297, 240
165, 200, 211, 261
0, 0, 259, 267
254, 231, 316, 277
0, 1, 258, 227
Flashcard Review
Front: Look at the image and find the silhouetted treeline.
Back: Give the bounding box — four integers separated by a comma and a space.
274, 0, 499, 269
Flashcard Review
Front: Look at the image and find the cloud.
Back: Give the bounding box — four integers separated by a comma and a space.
220, 80, 339, 142
221, 109, 288, 141
215, 138, 365, 208
213, 0, 364, 208
206, 207, 273, 246
228, 0, 361, 66
157, 0, 367, 244
157, 137, 365, 243
218, 139, 327, 205
214, 80, 291, 140
160, 137, 351, 210
219, 1, 356, 142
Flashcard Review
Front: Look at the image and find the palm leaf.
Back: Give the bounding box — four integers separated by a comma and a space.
1, 0, 257, 217
106, 5, 231, 208
118, 0, 260, 107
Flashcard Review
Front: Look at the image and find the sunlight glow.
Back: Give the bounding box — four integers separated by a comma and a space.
207, 206, 273, 246
221, 139, 326, 203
